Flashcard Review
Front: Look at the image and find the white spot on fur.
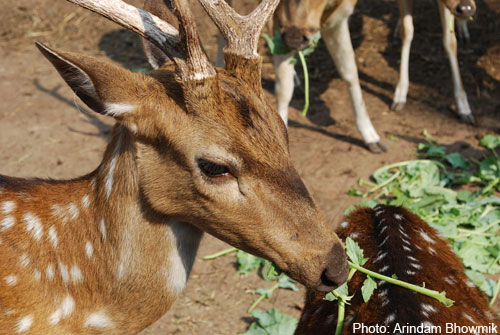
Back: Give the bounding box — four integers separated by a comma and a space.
379, 235, 389, 247
48, 226, 58, 248
16, 315, 33, 333
381, 299, 390, 307
1, 201, 15, 214
70, 265, 83, 283
105, 103, 134, 117
1, 216, 15, 231
463, 312, 476, 323
105, 135, 122, 199
117, 262, 125, 279
402, 245, 412, 252
19, 254, 30, 268
46, 264, 55, 281
407, 255, 418, 262
379, 265, 390, 273
466, 280, 475, 288
375, 210, 384, 216
85, 241, 93, 258
410, 262, 422, 270
399, 229, 410, 239
401, 238, 411, 246
379, 225, 388, 234
59, 262, 69, 285
339, 221, 349, 228
51, 204, 67, 223
33, 269, 41, 281
67, 203, 79, 220
84, 311, 115, 328
384, 313, 396, 325
99, 219, 106, 240
23, 212, 43, 241
349, 232, 360, 240
378, 289, 388, 298
419, 230, 436, 244
5, 309, 15, 315
49, 295, 75, 325
394, 213, 403, 220
421, 303, 436, 317
443, 276, 455, 285
374, 251, 388, 263
429, 247, 436, 255
81, 195, 90, 209
4, 275, 18, 286
406, 270, 416, 275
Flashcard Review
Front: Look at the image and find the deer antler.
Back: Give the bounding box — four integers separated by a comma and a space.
198, 0, 279, 58
66, 0, 215, 80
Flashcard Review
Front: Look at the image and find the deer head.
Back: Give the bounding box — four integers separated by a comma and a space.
274, 0, 330, 50
36, 0, 349, 291
443, 0, 476, 18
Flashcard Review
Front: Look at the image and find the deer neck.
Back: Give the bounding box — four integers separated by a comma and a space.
0, 124, 203, 333
88, 125, 204, 323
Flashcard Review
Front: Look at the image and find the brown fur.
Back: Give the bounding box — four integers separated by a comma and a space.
296, 205, 500, 334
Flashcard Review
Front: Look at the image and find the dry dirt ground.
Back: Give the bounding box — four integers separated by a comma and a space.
1, 0, 499, 333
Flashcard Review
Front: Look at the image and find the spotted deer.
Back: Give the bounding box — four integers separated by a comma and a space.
392, 0, 476, 124
0, 0, 350, 333
296, 205, 500, 334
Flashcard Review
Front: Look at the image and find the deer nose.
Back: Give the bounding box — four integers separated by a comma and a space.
453, 1, 476, 17
282, 27, 310, 50
316, 243, 349, 292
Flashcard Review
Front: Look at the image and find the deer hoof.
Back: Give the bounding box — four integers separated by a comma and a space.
367, 141, 388, 153
391, 101, 406, 111
459, 113, 475, 125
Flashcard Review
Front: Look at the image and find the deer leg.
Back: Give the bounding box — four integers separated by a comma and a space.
322, 18, 386, 153
437, 0, 474, 124
392, 0, 414, 111
273, 52, 296, 125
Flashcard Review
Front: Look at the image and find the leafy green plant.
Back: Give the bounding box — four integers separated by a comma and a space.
243, 308, 297, 335
262, 30, 321, 116
347, 133, 500, 304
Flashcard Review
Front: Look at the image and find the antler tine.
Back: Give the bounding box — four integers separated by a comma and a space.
198, 0, 280, 58
170, 0, 216, 80
66, 0, 215, 81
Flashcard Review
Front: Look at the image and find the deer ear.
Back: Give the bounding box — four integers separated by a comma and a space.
36, 42, 136, 119
142, 0, 177, 69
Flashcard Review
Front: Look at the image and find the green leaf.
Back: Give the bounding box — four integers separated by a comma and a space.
347, 189, 363, 196
361, 276, 377, 302
465, 270, 496, 297
262, 261, 279, 281
444, 153, 470, 169
324, 282, 350, 302
244, 309, 298, 335
262, 31, 292, 55
236, 250, 265, 275
345, 237, 368, 266
276, 274, 299, 291
480, 134, 500, 150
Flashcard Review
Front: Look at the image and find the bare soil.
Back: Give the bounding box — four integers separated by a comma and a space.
0, 0, 499, 333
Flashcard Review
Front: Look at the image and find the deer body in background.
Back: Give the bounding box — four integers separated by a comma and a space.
296, 205, 500, 334
392, 0, 476, 124
273, 0, 386, 153
0, 0, 350, 334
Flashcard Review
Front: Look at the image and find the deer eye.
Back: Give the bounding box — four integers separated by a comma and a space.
198, 159, 230, 178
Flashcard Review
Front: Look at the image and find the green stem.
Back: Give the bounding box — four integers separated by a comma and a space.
348, 261, 454, 307
298, 50, 310, 117
482, 176, 500, 194
202, 247, 237, 260
335, 299, 345, 335
363, 171, 400, 198
490, 276, 500, 307
248, 283, 279, 313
